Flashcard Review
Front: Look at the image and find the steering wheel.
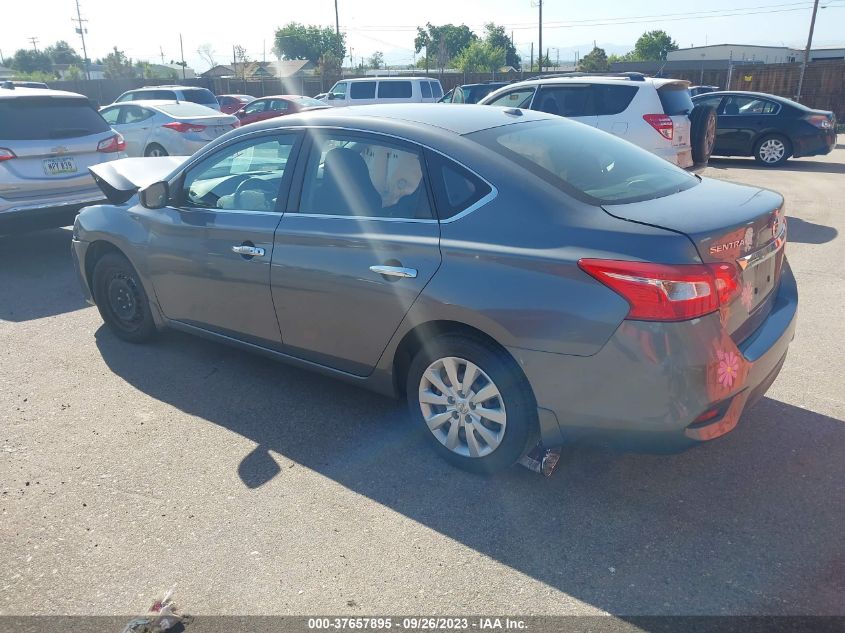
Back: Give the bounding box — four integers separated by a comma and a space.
233, 177, 278, 209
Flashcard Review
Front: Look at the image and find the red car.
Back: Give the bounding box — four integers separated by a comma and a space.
217, 94, 255, 115
234, 95, 327, 125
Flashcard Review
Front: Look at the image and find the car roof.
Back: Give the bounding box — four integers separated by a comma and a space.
250, 103, 555, 136
500, 76, 689, 89
254, 94, 311, 100
103, 99, 178, 107
0, 86, 89, 100
342, 77, 439, 83
462, 82, 509, 88
127, 85, 209, 90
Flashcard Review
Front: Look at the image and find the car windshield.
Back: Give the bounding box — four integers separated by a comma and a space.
469, 119, 698, 205
0, 96, 110, 140
156, 102, 220, 117
291, 97, 326, 107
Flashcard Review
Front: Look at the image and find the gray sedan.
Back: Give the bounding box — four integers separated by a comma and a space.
72, 104, 797, 474
99, 101, 239, 157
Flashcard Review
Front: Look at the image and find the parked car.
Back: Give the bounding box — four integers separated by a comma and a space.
691, 90, 837, 166
689, 85, 720, 97
314, 92, 328, 101
113, 86, 220, 111
480, 74, 718, 167
217, 94, 254, 115
234, 95, 327, 126
323, 77, 443, 106
439, 82, 509, 104
0, 86, 124, 234
74, 104, 796, 474
99, 101, 239, 157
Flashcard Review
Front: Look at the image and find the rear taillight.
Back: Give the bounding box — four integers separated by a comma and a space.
97, 133, 126, 153
163, 122, 206, 133
643, 114, 674, 140
0, 148, 15, 162
805, 114, 832, 129
578, 259, 742, 322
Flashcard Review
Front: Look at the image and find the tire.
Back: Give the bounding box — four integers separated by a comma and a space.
753, 134, 791, 166
405, 334, 536, 474
689, 104, 717, 165
92, 252, 157, 343
144, 143, 168, 157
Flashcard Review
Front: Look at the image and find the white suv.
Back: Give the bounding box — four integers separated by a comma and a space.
322, 77, 443, 107
480, 74, 714, 168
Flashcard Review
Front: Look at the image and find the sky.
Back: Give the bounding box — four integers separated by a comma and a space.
1, 0, 843, 72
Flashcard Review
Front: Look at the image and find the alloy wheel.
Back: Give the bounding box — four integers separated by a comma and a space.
418, 356, 507, 458
758, 138, 785, 163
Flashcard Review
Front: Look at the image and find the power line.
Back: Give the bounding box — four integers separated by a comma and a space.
28, 37, 39, 52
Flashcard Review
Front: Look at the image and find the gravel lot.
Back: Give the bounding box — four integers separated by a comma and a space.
2, 140, 843, 617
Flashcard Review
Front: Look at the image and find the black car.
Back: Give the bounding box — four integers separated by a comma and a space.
689, 85, 720, 96
439, 82, 509, 104
691, 90, 836, 166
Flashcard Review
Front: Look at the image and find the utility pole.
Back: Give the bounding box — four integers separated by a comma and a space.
179, 34, 186, 79
795, 0, 820, 102
530, 42, 534, 73
538, 0, 543, 73
160, 46, 165, 65
28, 37, 39, 52
72, 0, 90, 80
334, 0, 341, 57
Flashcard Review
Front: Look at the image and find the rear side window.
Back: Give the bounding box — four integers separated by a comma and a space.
658, 86, 694, 115
182, 89, 218, 106
350, 82, 376, 99
420, 81, 432, 98
129, 90, 175, 101
426, 150, 492, 220
0, 97, 110, 140
535, 85, 595, 117
429, 81, 443, 98
378, 81, 412, 98
594, 85, 638, 115
486, 88, 535, 109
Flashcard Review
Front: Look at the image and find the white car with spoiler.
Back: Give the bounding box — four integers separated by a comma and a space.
0, 85, 125, 233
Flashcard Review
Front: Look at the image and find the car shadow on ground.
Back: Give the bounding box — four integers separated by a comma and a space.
786, 217, 839, 245
0, 227, 90, 322
707, 157, 845, 175
95, 326, 845, 616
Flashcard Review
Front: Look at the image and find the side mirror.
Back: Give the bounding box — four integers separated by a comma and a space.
327, 93, 336, 100
139, 181, 169, 209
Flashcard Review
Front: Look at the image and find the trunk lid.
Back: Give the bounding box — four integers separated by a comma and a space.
603, 177, 787, 341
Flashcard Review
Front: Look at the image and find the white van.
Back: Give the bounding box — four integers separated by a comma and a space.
323, 77, 444, 107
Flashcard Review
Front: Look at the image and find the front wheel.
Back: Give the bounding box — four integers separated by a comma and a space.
406, 335, 536, 474
753, 134, 791, 166
92, 252, 157, 343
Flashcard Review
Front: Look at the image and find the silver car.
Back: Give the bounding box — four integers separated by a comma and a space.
0, 86, 124, 233
99, 101, 239, 157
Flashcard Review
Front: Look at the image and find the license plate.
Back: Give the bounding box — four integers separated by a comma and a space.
43, 157, 78, 176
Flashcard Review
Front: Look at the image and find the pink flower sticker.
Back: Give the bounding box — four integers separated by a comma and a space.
741, 282, 754, 310
717, 349, 739, 389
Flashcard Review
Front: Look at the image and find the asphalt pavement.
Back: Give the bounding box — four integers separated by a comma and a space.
1, 140, 843, 617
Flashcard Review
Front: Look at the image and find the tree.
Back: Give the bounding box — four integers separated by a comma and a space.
66, 65, 84, 80
197, 43, 216, 69
413, 23, 476, 72
483, 23, 520, 68
234, 45, 249, 82
103, 47, 136, 78
272, 22, 346, 64
368, 51, 384, 70
45, 41, 82, 65
577, 46, 609, 72
454, 40, 506, 73
632, 30, 678, 61
9, 49, 53, 74
531, 54, 552, 72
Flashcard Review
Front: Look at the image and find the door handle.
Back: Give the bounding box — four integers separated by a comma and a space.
369, 265, 417, 279
232, 245, 265, 257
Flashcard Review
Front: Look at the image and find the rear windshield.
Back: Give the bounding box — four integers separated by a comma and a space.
291, 96, 326, 107
470, 119, 698, 205
156, 102, 218, 117
123, 90, 176, 101
658, 85, 694, 115
181, 88, 218, 105
0, 97, 110, 140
